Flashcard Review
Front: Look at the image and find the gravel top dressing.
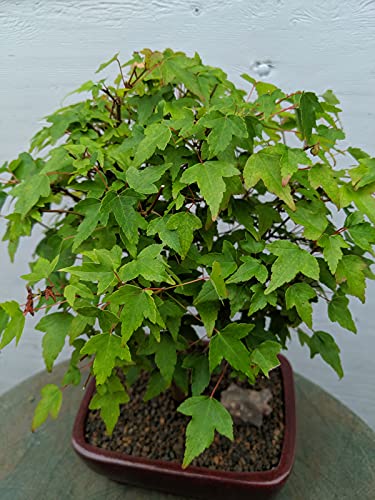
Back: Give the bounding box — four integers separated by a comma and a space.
85, 368, 285, 472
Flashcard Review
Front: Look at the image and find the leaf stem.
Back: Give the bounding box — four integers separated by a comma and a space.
210, 362, 228, 399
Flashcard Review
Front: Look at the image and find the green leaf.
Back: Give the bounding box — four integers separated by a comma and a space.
301, 330, 343, 378
154, 335, 177, 384
248, 284, 277, 316
308, 164, 340, 206
210, 261, 228, 300
143, 371, 168, 401
298, 92, 322, 142
72, 200, 101, 251
157, 299, 184, 341
244, 150, 295, 210
198, 241, 237, 278
166, 212, 202, 258
13, 174, 51, 217
119, 244, 173, 284
350, 157, 375, 189
147, 215, 181, 255
101, 190, 147, 247
182, 354, 210, 396
250, 340, 281, 377
0, 301, 25, 348
108, 285, 158, 341
21, 256, 58, 284
89, 375, 129, 434
256, 89, 284, 118
180, 161, 239, 219
126, 164, 170, 194
335, 255, 367, 303
36, 312, 74, 372
279, 146, 311, 180
61, 260, 116, 295
177, 396, 233, 468
32, 384, 62, 431
285, 283, 316, 328
68, 315, 92, 343
328, 294, 357, 333
227, 256, 268, 284
318, 234, 349, 274
286, 199, 328, 240
256, 204, 281, 236
233, 200, 259, 240
80, 333, 132, 384
322, 89, 340, 105
348, 222, 375, 253
209, 323, 253, 376
266, 241, 320, 294
163, 56, 205, 100
196, 300, 219, 337
199, 114, 248, 157
96, 52, 120, 73
341, 183, 375, 225
64, 282, 94, 308
133, 123, 171, 166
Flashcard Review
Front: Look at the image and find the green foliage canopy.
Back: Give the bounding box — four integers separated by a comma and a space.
1, 48, 374, 467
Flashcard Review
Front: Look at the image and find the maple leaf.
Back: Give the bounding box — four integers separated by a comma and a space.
328, 294, 357, 333
108, 284, 161, 341
126, 163, 170, 194
36, 312, 74, 371
119, 244, 174, 284
318, 234, 349, 274
250, 340, 281, 376
285, 283, 316, 328
89, 375, 129, 434
335, 255, 367, 303
80, 333, 132, 384
177, 396, 233, 468
244, 149, 295, 210
100, 190, 147, 247
0, 301, 25, 349
227, 256, 268, 284
199, 113, 248, 157
166, 211, 202, 258
32, 384, 62, 431
180, 161, 239, 219
209, 323, 254, 376
266, 241, 320, 294
133, 122, 171, 166
299, 330, 343, 378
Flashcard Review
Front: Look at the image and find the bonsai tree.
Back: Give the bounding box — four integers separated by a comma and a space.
0, 48, 374, 467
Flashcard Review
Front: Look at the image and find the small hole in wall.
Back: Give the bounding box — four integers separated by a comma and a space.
252, 61, 274, 78
192, 4, 202, 16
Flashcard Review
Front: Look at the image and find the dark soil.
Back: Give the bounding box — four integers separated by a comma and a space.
84, 368, 285, 472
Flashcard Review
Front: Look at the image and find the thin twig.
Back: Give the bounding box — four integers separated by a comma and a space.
145, 185, 164, 215
93, 165, 108, 190
210, 362, 228, 399
116, 58, 127, 88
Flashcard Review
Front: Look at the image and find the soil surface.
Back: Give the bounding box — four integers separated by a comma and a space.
85, 368, 285, 472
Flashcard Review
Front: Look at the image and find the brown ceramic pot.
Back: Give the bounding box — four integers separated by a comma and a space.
72, 354, 296, 500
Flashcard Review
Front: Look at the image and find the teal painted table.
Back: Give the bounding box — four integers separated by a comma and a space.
1, 362, 374, 500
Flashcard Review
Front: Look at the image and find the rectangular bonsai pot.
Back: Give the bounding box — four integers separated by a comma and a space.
72, 354, 296, 500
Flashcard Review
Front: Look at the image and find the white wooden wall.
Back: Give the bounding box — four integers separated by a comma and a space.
0, 0, 374, 429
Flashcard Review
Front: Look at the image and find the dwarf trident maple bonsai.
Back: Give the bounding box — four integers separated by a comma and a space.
0, 48, 374, 467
